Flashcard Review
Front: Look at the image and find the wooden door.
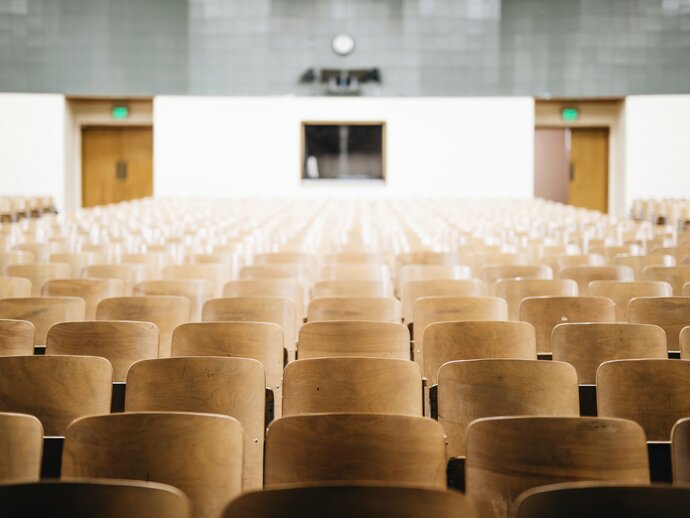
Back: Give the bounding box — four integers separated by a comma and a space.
534, 128, 569, 204
568, 128, 609, 213
82, 126, 153, 208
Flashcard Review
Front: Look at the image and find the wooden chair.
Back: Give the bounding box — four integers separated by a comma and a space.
0, 479, 191, 518
495, 279, 579, 321
438, 359, 579, 457
465, 416, 649, 518
0, 296, 85, 345
82, 264, 153, 296
7, 263, 71, 296
282, 357, 422, 416
324, 251, 384, 264
682, 326, 690, 358
0, 355, 111, 435
642, 266, 690, 295
134, 279, 214, 322
0, 276, 31, 297
552, 323, 667, 384
96, 296, 190, 357
171, 322, 284, 412
223, 484, 474, 518
62, 412, 243, 518
42, 278, 124, 320
515, 482, 690, 518
397, 264, 472, 296
413, 296, 508, 370
318, 265, 390, 282
614, 253, 675, 279
396, 251, 457, 272
13, 243, 58, 262
652, 245, 690, 263
541, 254, 605, 276
50, 252, 103, 278
627, 297, 690, 351
479, 265, 553, 295
255, 252, 317, 272
423, 321, 537, 385
685, 281, 690, 295
161, 264, 232, 297
402, 279, 485, 323
126, 357, 266, 489
0, 250, 34, 275
240, 265, 311, 288
264, 413, 447, 489
297, 321, 410, 360
560, 266, 634, 296
307, 297, 401, 323
0, 318, 34, 355
223, 279, 305, 323
46, 321, 159, 382
597, 359, 690, 441
312, 279, 393, 298
202, 296, 296, 362
588, 280, 672, 321
519, 296, 616, 353
0, 412, 43, 483
672, 417, 690, 484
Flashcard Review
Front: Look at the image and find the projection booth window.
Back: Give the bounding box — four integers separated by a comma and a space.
302, 122, 385, 181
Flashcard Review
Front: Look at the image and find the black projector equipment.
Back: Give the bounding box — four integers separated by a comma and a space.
299, 68, 381, 95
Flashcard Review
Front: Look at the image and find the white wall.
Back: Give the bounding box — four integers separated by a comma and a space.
625, 95, 690, 207
154, 96, 535, 198
0, 94, 66, 210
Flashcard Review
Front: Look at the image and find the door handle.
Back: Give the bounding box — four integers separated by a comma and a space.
116, 160, 128, 180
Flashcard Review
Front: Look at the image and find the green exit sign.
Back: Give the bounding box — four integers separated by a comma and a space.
561, 107, 579, 121
112, 105, 129, 120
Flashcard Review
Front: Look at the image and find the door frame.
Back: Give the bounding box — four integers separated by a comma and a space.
534, 99, 624, 216
65, 98, 154, 211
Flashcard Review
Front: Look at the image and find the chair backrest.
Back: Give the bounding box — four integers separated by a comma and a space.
541, 254, 605, 275
597, 359, 690, 441
0, 251, 34, 275
202, 296, 296, 361
439, 359, 579, 457
161, 263, 232, 297
223, 484, 474, 518
46, 320, 159, 382
82, 264, 153, 295
240, 264, 311, 286
402, 279, 485, 323
42, 278, 124, 320
465, 416, 650, 518
126, 356, 265, 490
0, 355, 111, 435
0, 318, 35, 355
627, 296, 690, 351
7, 263, 71, 296
0, 296, 85, 345
552, 323, 667, 384
515, 482, 690, 518
642, 266, 690, 295
223, 279, 305, 321
682, 326, 690, 358
0, 412, 43, 483
312, 279, 393, 298
62, 412, 243, 518
479, 265, 553, 295
297, 321, 410, 360
685, 282, 690, 295
255, 252, 317, 271
318, 265, 390, 282
264, 413, 447, 489
171, 322, 284, 407
614, 254, 675, 279
413, 296, 508, 370
396, 251, 457, 272
519, 296, 616, 353
134, 279, 214, 322
588, 280, 672, 321
423, 320, 537, 384
495, 279, 579, 321
50, 252, 103, 278
282, 357, 422, 416
307, 297, 401, 323
324, 251, 384, 264
96, 296, 190, 357
397, 264, 472, 296
0, 276, 31, 297
672, 418, 690, 485
0, 479, 191, 518
652, 245, 690, 263
560, 266, 634, 296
